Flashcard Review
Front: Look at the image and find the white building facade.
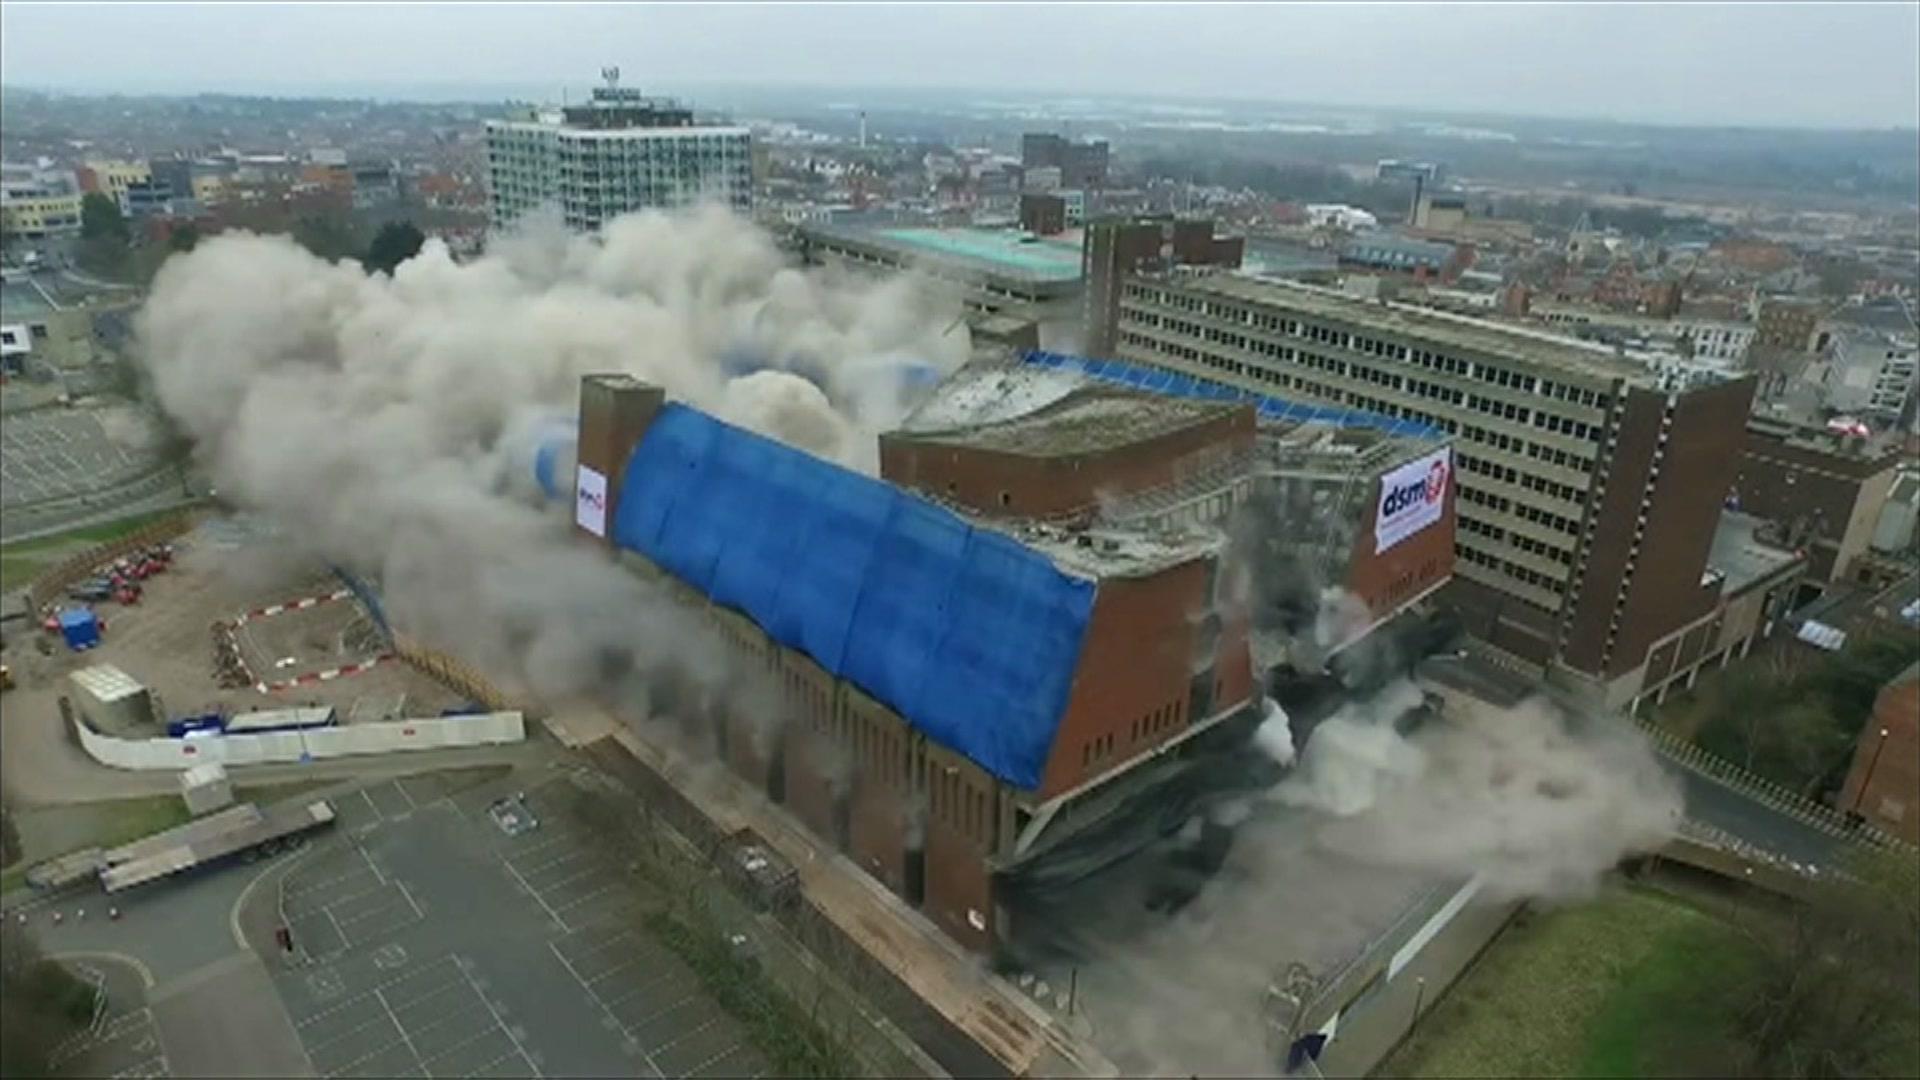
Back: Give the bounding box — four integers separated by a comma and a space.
485, 88, 751, 233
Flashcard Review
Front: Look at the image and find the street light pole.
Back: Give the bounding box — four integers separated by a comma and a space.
1849, 727, 1892, 818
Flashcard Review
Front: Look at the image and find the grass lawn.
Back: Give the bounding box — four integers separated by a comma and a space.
0, 508, 188, 592
1385, 885, 1751, 1078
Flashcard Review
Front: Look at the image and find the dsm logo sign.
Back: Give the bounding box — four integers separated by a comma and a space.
576, 465, 610, 537
1375, 448, 1450, 554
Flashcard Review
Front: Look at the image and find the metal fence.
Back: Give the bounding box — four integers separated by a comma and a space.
24, 510, 198, 614
1635, 716, 1911, 854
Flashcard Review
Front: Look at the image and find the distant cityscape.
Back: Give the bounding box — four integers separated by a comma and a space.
1, 56, 1917, 1080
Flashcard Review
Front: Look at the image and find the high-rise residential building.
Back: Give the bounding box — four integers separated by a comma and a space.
485, 76, 750, 232
1103, 271, 1761, 709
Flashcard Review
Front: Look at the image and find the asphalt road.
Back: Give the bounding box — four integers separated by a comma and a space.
150, 952, 314, 1078
1671, 765, 1841, 869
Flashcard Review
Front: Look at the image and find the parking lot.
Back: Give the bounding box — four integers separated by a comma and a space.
1, 407, 154, 508
551, 921, 769, 1078
279, 952, 539, 1079
262, 770, 766, 1079
47, 956, 170, 1080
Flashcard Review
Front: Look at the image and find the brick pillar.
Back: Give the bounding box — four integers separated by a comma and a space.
575, 374, 665, 545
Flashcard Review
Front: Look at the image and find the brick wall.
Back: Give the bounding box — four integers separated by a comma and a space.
1839, 675, 1920, 845
879, 404, 1254, 522
1037, 555, 1247, 798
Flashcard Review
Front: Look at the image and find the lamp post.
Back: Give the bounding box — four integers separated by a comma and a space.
1850, 727, 1892, 818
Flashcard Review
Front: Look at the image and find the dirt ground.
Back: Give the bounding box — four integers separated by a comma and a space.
232, 593, 389, 687
5, 517, 460, 734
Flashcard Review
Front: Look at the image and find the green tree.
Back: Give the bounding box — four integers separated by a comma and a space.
79, 191, 128, 243
291, 212, 361, 263
363, 221, 426, 276
167, 223, 201, 253
1730, 849, 1920, 1078
0, 918, 96, 1077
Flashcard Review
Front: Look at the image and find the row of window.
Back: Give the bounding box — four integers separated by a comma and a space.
1513, 499, 1582, 538
1123, 285, 1620, 413
1127, 701, 1186, 751
1456, 543, 1565, 598
1459, 514, 1574, 567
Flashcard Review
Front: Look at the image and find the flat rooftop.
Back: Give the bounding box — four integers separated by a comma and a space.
806, 223, 1085, 285
1180, 272, 1658, 385
1710, 510, 1802, 594
903, 384, 1240, 458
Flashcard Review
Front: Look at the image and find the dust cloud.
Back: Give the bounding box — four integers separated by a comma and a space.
132, 205, 970, 705
1272, 594, 1681, 901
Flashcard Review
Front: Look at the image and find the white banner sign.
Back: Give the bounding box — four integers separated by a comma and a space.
1375, 447, 1451, 554
576, 464, 609, 537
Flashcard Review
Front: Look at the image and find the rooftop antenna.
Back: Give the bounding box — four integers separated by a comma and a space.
602, 66, 620, 90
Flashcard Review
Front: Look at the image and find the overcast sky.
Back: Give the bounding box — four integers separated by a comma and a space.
3, 3, 1916, 130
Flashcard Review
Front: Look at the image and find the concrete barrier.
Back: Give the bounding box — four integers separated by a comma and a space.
71, 712, 525, 771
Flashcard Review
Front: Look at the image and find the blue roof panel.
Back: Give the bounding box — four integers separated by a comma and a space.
1019, 350, 1441, 441
614, 404, 1095, 790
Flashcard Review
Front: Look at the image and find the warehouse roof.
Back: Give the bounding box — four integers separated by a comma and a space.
1708, 511, 1802, 595
903, 383, 1240, 458
615, 403, 1095, 790
803, 222, 1085, 287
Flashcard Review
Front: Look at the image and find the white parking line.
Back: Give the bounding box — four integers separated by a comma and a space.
414, 1023, 499, 1074
321, 1031, 409, 1079
516, 846, 594, 877
538, 857, 607, 893
464, 964, 544, 1079
549, 942, 664, 1079
306, 1008, 401, 1060
502, 855, 564, 931
285, 864, 381, 898
333, 896, 410, 931
552, 879, 620, 915
373, 987, 424, 1073
297, 959, 462, 1030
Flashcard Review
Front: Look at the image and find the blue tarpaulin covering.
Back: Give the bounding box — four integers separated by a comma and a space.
1021, 349, 1445, 440
613, 404, 1096, 790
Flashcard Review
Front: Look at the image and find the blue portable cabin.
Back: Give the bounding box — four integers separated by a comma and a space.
58, 608, 100, 651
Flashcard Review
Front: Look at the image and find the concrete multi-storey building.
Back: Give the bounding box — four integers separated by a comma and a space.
1, 162, 83, 241
1104, 271, 1760, 709
485, 80, 750, 232
1021, 133, 1109, 190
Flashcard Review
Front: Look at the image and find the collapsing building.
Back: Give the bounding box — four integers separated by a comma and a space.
561, 347, 1459, 966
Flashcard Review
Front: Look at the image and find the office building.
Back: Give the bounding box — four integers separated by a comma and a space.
1734, 416, 1904, 589
1021, 133, 1109, 190
0, 164, 82, 240
1104, 270, 1760, 708
1082, 215, 1245, 357
485, 75, 750, 232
